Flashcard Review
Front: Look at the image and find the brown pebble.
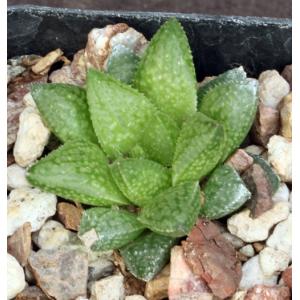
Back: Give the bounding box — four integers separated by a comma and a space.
7, 222, 32, 266
253, 242, 265, 253
281, 65, 292, 90
282, 266, 292, 289
31, 49, 64, 75
7, 152, 15, 166
57, 202, 83, 231
145, 265, 170, 300
226, 149, 254, 174
182, 219, 242, 299
251, 103, 280, 147
237, 252, 249, 262
15, 286, 48, 300
168, 246, 212, 300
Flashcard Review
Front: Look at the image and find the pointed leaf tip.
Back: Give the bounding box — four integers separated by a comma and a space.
87, 69, 178, 166
27, 140, 128, 206
31, 83, 98, 144
134, 18, 197, 125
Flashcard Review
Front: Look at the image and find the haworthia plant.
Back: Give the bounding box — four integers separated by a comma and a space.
199, 165, 251, 219
134, 18, 197, 125
138, 181, 200, 237
87, 69, 178, 166
198, 67, 258, 161
110, 158, 171, 206
79, 207, 145, 251
27, 140, 128, 206
106, 45, 140, 84
25, 18, 260, 282
31, 83, 98, 143
172, 112, 224, 185
120, 231, 177, 281
247, 153, 280, 194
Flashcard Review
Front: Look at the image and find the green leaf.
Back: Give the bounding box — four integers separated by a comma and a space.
197, 67, 246, 103
134, 18, 197, 125
87, 69, 178, 166
111, 158, 171, 206
138, 182, 200, 237
106, 45, 140, 84
198, 67, 258, 161
200, 165, 251, 219
79, 207, 145, 251
27, 140, 129, 206
247, 153, 280, 194
120, 231, 177, 281
172, 112, 224, 185
31, 83, 97, 143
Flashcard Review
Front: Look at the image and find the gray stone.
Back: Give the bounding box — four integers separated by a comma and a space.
28, 248, 88, 300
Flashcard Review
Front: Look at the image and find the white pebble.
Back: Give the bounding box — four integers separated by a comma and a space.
267, 214, 292, 259
7, 187, 57, 236
7, 163, 31, 190
23, 92, 37, 108
230, 291, 247, 300
259, 247, 289, 276
125, 296, 147, 300
258, 70, 290, 109
239, 245, 255, 257
227, 202, 289, 242
7, 253, 26, 299
272, 183, 290, 203
90, 274, 125, 300
36, 220, 74, 250
239, 255, 277, 290
267, 135, 292, 182
13, 106, 50, 167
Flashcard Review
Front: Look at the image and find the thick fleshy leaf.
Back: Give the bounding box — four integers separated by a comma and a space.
172, 112, 224, 185
79, 207, 145, 251
110, 158, 171, 206
138, 182, 200, 237
87, 69, 178, 165
120, 231, 177, 281
247, 153, 280, 194
197, 67, 246, 102
27, 140, 128, 206
106, 45, 140, 84
31, 83, 97, 143
200, 165, 251, 219
198, 67, 258, 161
134, 18, 197, 125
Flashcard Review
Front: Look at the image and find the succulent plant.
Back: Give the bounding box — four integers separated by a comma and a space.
27, 18, 258, 281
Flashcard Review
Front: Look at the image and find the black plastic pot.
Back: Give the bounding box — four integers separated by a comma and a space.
8, 5, 291, 79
